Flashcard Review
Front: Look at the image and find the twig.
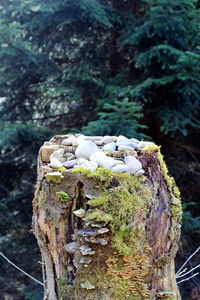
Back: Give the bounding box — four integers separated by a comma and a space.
176, 264, 200, 279
176, 246, 200, 276
0, 252, 44, 286
177, 272, 199, 285
176, 267, 188, 276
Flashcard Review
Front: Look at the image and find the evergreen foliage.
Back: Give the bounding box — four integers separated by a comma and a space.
84, 97, 146, 138
0, 0, 200, 299
0, 8, 52, 121
119, 0, 200, 135
0, 124, 50, 299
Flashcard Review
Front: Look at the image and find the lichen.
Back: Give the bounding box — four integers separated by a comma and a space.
56, 191, 71, 202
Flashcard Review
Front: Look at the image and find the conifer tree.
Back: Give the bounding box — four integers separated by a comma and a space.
84, 97, 146, 138
121, 0, 200, 135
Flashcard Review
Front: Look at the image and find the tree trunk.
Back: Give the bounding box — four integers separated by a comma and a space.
33, 136, 182, 300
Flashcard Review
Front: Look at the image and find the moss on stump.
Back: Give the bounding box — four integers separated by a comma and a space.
33, 137, 182, 300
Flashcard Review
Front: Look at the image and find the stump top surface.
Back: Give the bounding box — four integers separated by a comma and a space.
40, 134, 157, 176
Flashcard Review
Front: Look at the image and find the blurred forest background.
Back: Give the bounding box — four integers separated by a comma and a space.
0, 0, 200, 299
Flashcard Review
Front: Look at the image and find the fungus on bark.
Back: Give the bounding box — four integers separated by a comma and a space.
33, 135, 182, 300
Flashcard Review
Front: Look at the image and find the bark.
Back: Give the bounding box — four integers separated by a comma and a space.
33, 136, 182, 300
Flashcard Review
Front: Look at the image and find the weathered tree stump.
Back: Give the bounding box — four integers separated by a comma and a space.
33, 135, 182, 300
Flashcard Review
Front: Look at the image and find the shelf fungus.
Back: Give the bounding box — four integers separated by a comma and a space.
44, 171, 64, 183
85, 193, 96, 199
80, 236, 109, 245
85, 221, 107, 228
79, 245, 95, 256
78, 228, 109, 237
56, 191, 71, 202
156, 290, 176, 298
79, 257, 92, 264
64, 242, 79, 254
73, 208, 86, 218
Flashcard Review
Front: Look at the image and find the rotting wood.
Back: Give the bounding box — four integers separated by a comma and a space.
33, 136, 182, 300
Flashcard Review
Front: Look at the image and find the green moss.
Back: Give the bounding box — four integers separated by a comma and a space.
57, 278, 74, 300
45, 171, 64, 183
142, 144, 160, 151
103, 150, 112, 156
85, 172, 152, 256
85, 210, 113, 222
156, 150, 182, 219
72, 258, 146, 300
110, 280, 136, 299
57, 166, 68, 173
72, 167, 91, 175
113, 228, 132, 256
72, 167, 113, 182
63, 150, 179, 299
104, 174, 151, 254
69, 168, 152, 299
56, 191, 71, 202
87, 196, 108, 207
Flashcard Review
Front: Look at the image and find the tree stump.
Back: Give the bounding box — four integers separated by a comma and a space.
32, 135, 182, 300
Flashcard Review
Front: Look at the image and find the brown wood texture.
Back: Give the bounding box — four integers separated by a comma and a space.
33, 137, 182, 300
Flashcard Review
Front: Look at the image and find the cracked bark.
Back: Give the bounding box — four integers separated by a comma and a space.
33, 137, 182, 300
